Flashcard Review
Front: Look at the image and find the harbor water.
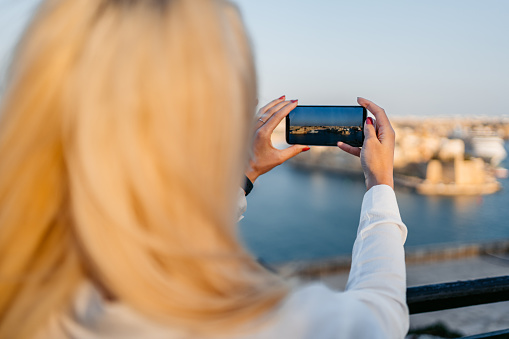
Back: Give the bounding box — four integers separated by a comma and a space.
239, 142, 509, 264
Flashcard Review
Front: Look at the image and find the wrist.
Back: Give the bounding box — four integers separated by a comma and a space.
245, 164, 260, 184
366, 174, 394, 191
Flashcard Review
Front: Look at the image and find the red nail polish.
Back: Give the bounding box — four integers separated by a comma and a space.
279, 95, 285, 100
291, 99, 298, 103
303, 147, 310, 151
366, 117, 373, 125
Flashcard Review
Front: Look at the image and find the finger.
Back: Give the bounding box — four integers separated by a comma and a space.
337, 141, 361, 157
364, 117, 377, 141
279, 145, 310, 163
262, 100, 293, 121
256, 100, 293, 129
258, 95, 286, 116
357, 97, 392, 129
262, 99, 298, 132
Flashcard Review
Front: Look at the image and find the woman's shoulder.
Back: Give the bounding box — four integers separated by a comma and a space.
244, 282, 384, 339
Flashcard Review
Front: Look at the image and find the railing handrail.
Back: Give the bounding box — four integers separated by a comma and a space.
460, 328, 509, 339
407, 275, 509, 314
407, 275, 509, 338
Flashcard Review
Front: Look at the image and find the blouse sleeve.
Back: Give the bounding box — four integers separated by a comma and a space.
344, 184, 409, 338
236, 187, 247, 222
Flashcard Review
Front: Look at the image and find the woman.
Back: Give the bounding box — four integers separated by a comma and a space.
0, 0, 408, 338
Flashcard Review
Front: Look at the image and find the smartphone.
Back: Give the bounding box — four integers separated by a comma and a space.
286, 106, 367, 147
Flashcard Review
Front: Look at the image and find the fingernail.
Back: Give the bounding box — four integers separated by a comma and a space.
291, 99, 298, 103
302, 147, 310, 152
279, 95, 285, 100
366, 117, 373, 125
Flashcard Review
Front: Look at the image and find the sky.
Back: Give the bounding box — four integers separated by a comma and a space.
0, 0, 40, 85
230, 0, 509, 117
1, 0, 508, 117
289, 106, 363, 127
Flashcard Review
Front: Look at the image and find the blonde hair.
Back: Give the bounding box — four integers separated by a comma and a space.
0, 0, 288, 337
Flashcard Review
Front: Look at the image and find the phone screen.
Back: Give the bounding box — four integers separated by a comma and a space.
286, 106, 367, 147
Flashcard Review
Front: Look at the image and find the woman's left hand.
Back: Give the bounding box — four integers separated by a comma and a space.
245, 96, 310, 183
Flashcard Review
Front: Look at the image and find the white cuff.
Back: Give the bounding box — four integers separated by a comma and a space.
360, 184, 407, 243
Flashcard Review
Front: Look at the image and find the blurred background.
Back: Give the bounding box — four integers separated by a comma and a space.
1, 0, 508, 336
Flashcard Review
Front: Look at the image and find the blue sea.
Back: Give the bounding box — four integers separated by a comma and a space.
239, 142, 509, 264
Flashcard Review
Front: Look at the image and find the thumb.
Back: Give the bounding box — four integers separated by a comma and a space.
280, 145, 310, 162
364, 117, 377, 140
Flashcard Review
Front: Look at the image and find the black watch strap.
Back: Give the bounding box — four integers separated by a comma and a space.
243, 175, 253, 196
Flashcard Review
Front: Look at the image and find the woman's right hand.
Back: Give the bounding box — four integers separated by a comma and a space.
337, 97, 395, 191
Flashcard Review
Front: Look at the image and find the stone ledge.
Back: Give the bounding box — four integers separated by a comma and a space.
273, 239, 509, 280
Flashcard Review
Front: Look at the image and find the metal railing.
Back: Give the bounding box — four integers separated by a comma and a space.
407, 275, 509, 338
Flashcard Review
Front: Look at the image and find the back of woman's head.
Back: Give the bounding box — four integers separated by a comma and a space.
0, 0, 287, 337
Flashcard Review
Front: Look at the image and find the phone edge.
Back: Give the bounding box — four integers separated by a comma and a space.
285, 114, 292, 144
362, 106, 367, 146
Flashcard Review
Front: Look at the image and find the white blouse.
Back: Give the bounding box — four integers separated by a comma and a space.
39, 185, 409, 339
